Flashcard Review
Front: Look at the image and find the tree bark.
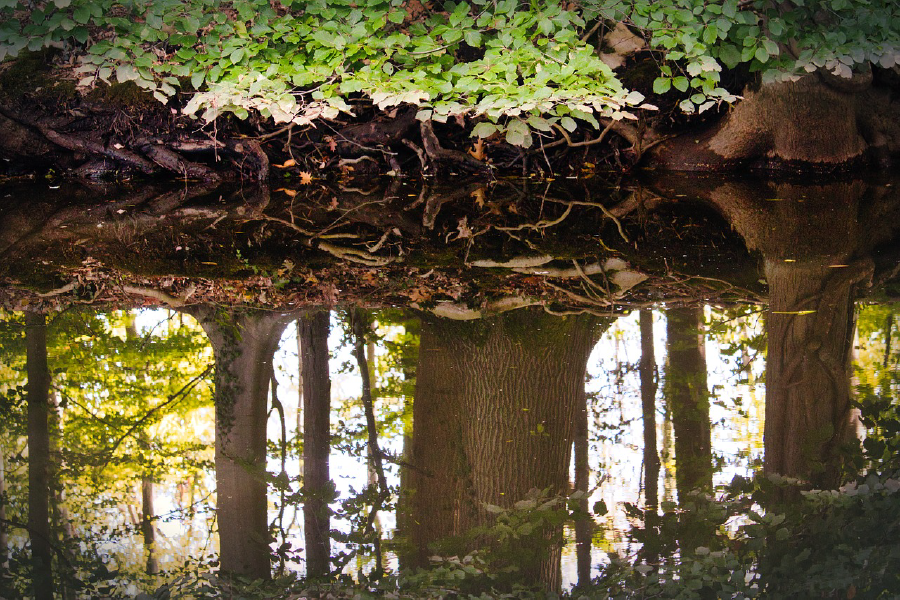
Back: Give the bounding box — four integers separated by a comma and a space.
410, 309, 607, 591
299, 311, 332, 578
191, 306, 296, 580
648, 73, 900, 171
763, 259, 867, 490
665, 308, 712, 499
26, 311, 54, 600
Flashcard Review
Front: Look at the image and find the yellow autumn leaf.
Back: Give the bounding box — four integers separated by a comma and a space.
274, 159, 297, 168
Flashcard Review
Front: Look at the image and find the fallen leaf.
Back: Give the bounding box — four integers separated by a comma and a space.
299, 171, 313, 185
275, 188, 298, 197
471, 187, 485, 207
468, 138, 486, 161
325, 136, 337, 152
274, 158, 296, 168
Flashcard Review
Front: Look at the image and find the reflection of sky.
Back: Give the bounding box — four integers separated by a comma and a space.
116, 308, 767, 587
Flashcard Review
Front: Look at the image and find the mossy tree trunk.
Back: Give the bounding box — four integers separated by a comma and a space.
409, 309, 607, 591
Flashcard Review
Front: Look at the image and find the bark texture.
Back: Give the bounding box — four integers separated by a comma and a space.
299, 311, 332, 578
192, 306, 296, 580
409, 309, 606, 591
26, 311, 54, 600
649, 73, 900, 171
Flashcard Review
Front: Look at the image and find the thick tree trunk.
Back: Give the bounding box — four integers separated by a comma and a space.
665, 308, 712, 498
298, 311, 332, 578
410, 309, 606, 591
764, 260, 866, 489
682, 180, 894, 490
191, 306, 296, 580
648, 73, 900, 171
26, 311, 54, 600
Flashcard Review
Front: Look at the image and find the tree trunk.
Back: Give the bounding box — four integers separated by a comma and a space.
299, 311, 332, 578
26, 311, 54, 600
410, 309, 607, 591
1, 450, 8, 570
665, 308, 712, 498
764, 260, 866, 489
573, 386, 592, 588
681, 180, 893, 491
640, 310, 660, 510
191, 306, 296, 580
124, 317, 158, 575
648, 73, 900, 171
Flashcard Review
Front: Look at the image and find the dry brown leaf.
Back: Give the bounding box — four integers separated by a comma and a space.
325, 136, 338, 152
471, 187, 486, 208
299, 171, 314, 185
468, 138, 486, 161
275, 188, 298, 197
274, 158, 297, 168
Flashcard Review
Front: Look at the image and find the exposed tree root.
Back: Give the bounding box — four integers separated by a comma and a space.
419, 120, 492, 175
136, 138, 221, 181
335, 107, 417, 155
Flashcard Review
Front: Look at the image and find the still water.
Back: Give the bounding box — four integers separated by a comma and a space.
1, 175, 899, 598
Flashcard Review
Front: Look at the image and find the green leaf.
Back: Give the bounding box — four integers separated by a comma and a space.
672, 76, 689, 92
718, 44, 742, 68
115, 64, 139, 82
653, 77, 671, 94
229, 48, 245, 64
471, 121, 498, 138
73, 5, 90, 24
754, 45, 769, 63
464, 29, 482, 47
560, 116, 577, 132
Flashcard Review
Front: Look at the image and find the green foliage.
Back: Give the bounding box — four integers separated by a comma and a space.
0, 0, 645, 146
587, 0, 900, 113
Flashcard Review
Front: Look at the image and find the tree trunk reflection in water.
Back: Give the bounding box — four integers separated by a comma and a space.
764, 260, 868, 490
299, 311, 332, 578
26, 311, 54, 600
638, 310, 661, 567
573, 378, 591, 588
665, 308, 713, 499
410, 309, 607, 591
191, 307, 295, 580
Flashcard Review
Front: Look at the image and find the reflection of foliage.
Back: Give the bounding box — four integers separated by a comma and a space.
0, 308, 215, 596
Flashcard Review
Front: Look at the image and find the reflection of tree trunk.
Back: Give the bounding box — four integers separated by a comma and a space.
26, 311, 54, 600
125, 318, 158, 575
141, 472, 158, 575
192, 306, 295, 580
639, 310, 661, 567
640, 310, 660, 510
665, 308, 712, 498
299, 311, 331, 578
574, 384, 591, 588
0, 451, 8, 569
764, 259, 869, 490
410, 309, 606, 591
